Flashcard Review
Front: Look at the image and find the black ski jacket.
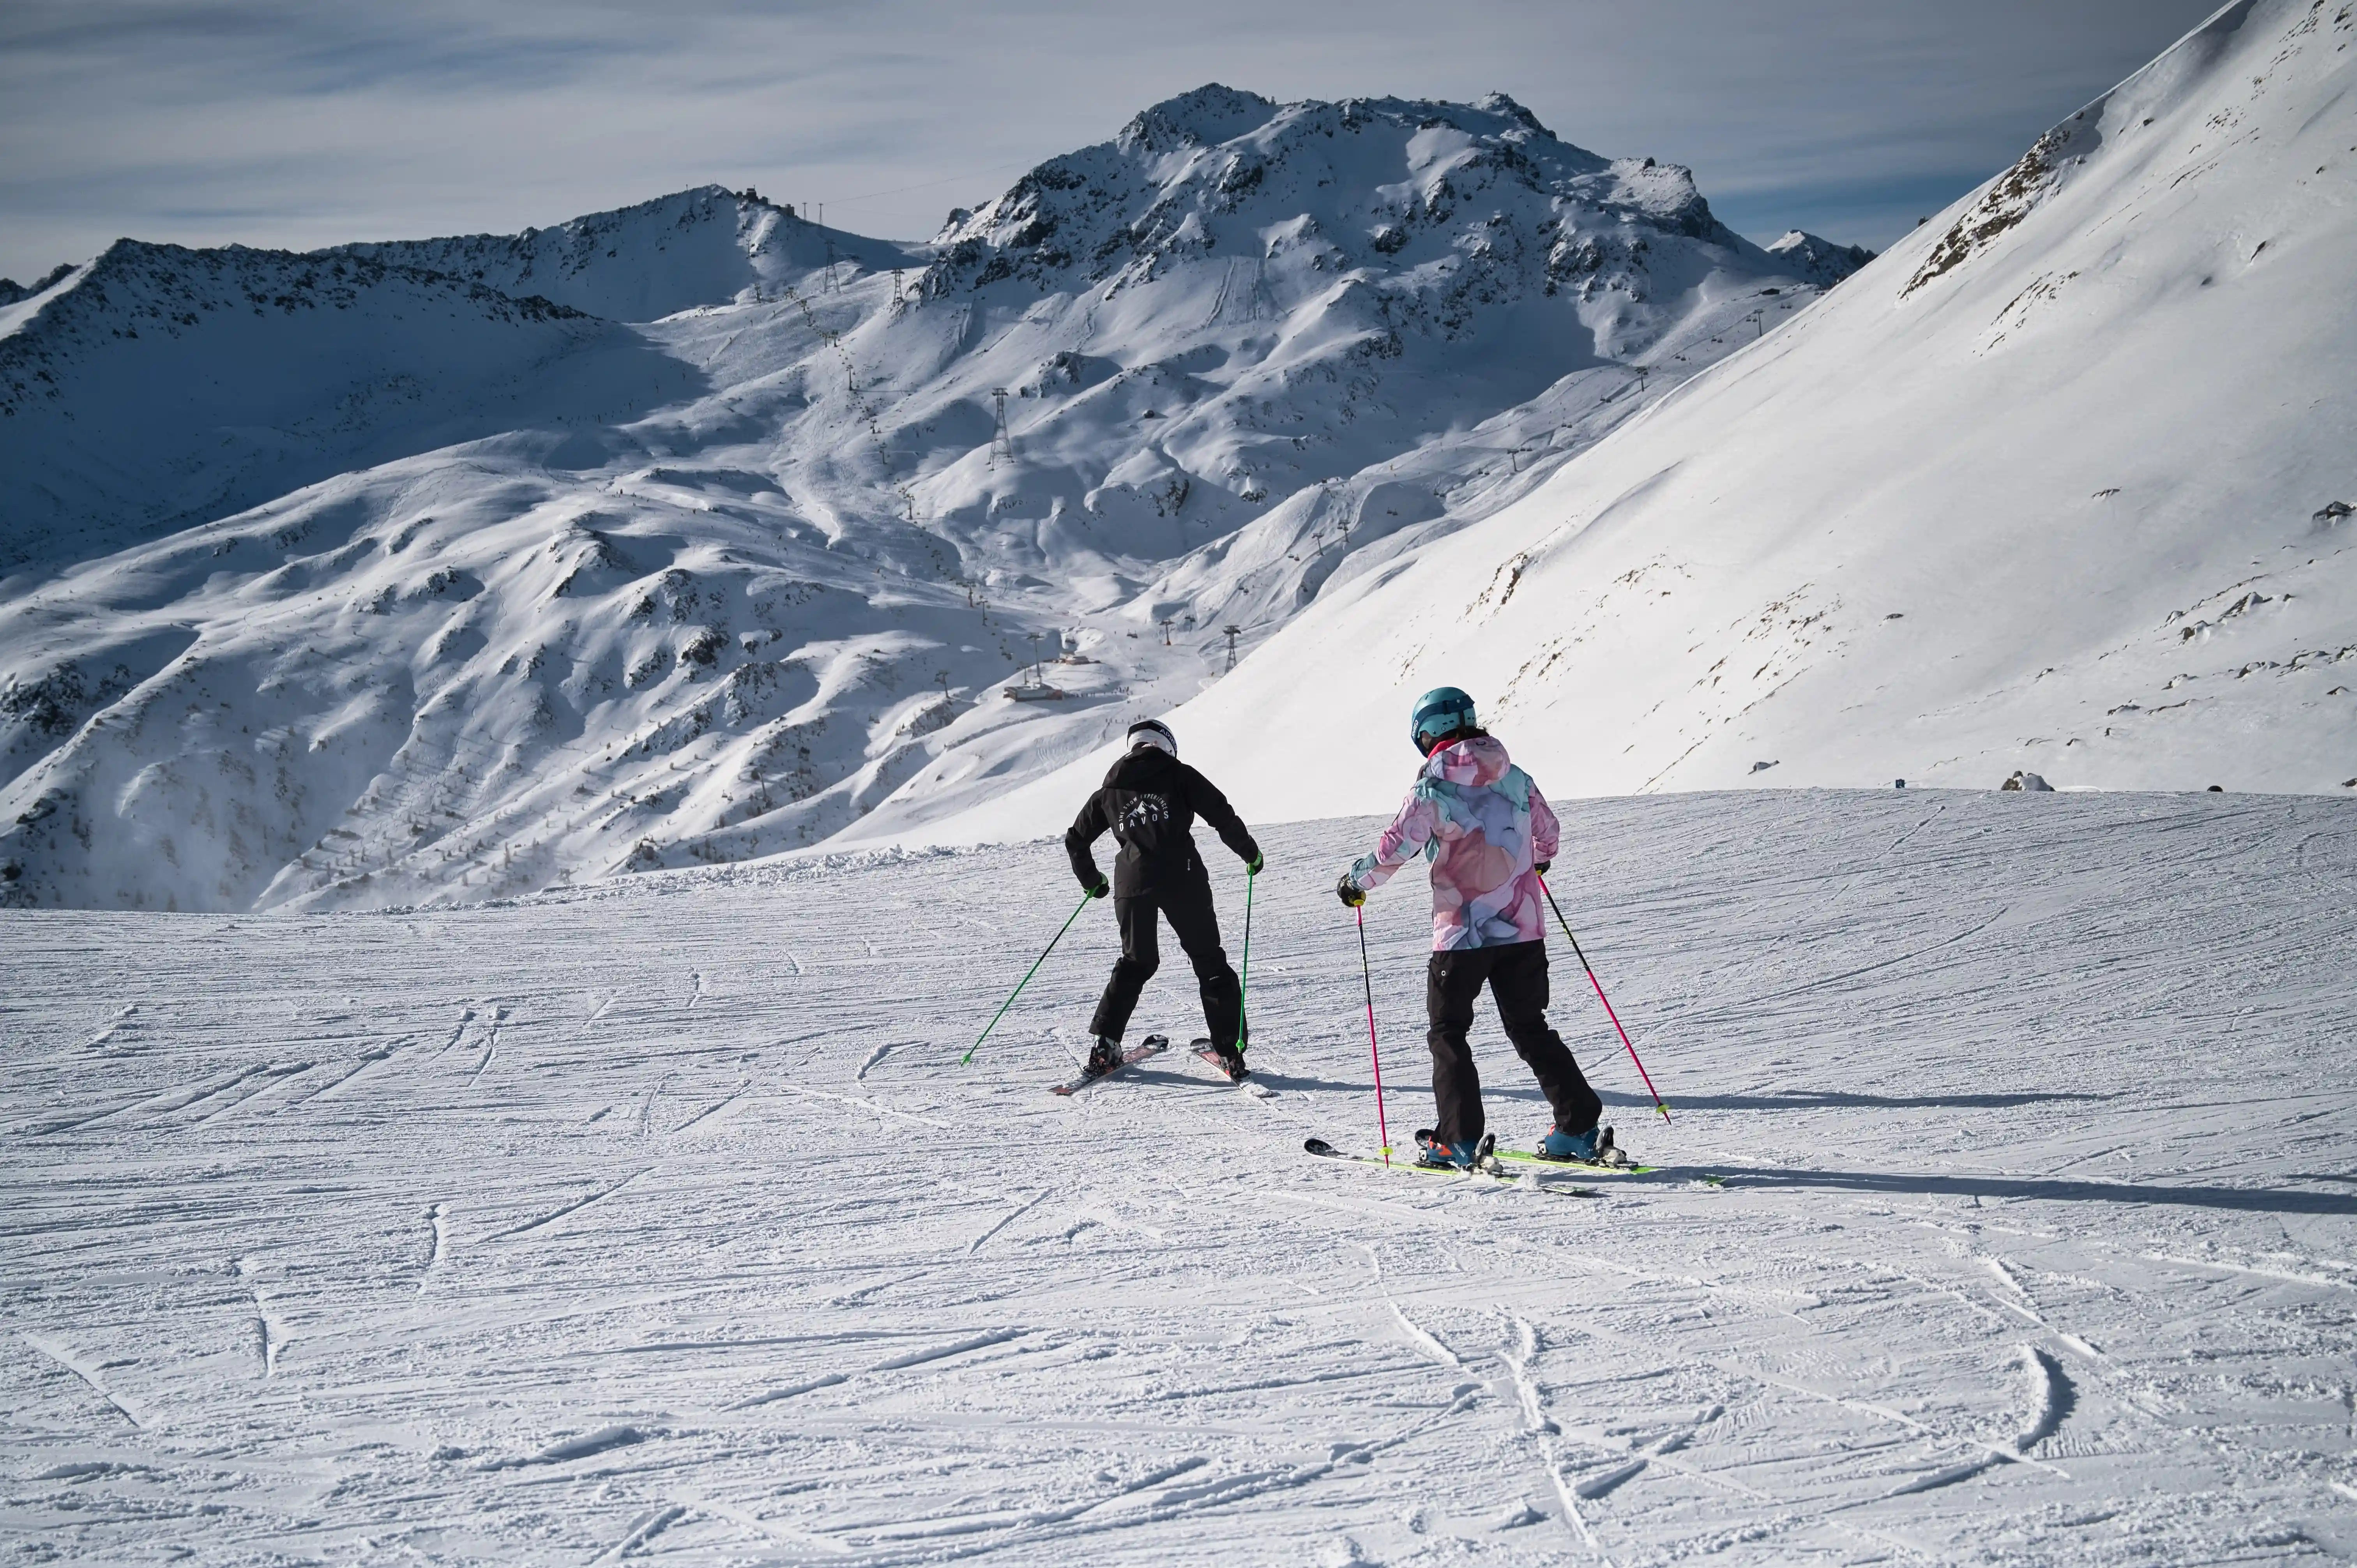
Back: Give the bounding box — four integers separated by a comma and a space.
1066, 748, 1260, 899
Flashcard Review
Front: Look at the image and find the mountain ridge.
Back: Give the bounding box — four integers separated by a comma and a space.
0, 87, 1871, 911
0, 237, 688, 575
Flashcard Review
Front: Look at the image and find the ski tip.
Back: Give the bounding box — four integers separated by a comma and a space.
1304, 1137, 1335, 1156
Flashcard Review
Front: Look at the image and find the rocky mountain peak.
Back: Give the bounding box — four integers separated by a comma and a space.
1115, 84, 1279, 155
1765, 230, 1878, 286
922, 88, 1756, 309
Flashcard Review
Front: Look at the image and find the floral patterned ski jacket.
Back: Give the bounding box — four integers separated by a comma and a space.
1348, 734, 1558, 951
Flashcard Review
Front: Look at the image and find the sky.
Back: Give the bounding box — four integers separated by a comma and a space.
0, 0, 2223, 285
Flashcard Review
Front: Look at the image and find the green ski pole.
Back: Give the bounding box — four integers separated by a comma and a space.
965, 889, 1094, 1065
1238, 865, 1256, 1047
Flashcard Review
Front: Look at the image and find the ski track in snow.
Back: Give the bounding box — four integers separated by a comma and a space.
18, 1336, 144, 1430
422, 1202, 449, 1285
4, 791, 2356, 1563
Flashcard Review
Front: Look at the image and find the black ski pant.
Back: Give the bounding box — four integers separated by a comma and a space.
1425, 939, 1601, 1147
1089, 874, 1243, 1050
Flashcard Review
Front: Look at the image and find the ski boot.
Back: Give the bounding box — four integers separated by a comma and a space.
1536, 1123, 1627, 1167
1084, 1037, 1124, 1078
1207, 1042, 1249, 1083
1414, 1129, 1493, 1170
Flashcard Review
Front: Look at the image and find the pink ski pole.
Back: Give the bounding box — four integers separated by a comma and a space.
1537, 873, 1670, 1122
1355, 904, 1392, 1165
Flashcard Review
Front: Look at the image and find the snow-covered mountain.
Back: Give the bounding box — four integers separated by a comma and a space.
334, 185, 915, 324
0, 88, 1857, 911
1763, 229, 1879, 287
0, 241, 697, 573
942, 0, 2357, 845
0, 263, 76, 308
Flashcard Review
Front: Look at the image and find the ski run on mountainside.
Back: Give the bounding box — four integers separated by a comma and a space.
7, 793, 2355, 1562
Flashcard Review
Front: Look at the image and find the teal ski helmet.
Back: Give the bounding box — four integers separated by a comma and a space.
1408, 687, 1478, 754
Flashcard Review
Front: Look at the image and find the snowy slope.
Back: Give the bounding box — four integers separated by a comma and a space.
0, 263, 76, 309
0, 92, 1856, 912
957, 0, 2357, 839
0, 243, 690, 573
7, 791, 2355, 1562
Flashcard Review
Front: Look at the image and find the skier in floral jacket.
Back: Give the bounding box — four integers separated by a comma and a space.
1336, 687, 1609, 1168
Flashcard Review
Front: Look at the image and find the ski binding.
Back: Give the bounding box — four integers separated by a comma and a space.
1303, 1136, 1596, 1197
1050, 1034, 1169, 1096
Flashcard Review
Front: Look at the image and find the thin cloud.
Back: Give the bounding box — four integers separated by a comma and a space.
0, 0, 2220, 280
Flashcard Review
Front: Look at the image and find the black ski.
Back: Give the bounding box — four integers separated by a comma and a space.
1189, 1037, 1271, 1095
1050, 1035, 1169, 1096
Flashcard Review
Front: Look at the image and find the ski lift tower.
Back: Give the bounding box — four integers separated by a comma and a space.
1221, 624, 1242, 672
988, 390, 1014, 465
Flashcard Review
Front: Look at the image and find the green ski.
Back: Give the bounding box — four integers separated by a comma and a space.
1303, 1138, 1596, 1197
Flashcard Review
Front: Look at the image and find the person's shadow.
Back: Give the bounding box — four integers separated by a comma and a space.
1233, 1067, 1361, 1096
1592, 1088, 2122, 1112
1715, 1166, 2356, 1217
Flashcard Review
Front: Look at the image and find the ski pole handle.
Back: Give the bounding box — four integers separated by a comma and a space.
965, 889, 1094, 1065
1537, 873, 1670, 1122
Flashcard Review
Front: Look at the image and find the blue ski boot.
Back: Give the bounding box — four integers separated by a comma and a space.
1537, 1124, 1619, 1165
1414, 1130, 1486, 1169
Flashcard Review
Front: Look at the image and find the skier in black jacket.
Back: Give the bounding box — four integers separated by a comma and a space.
1066, 718, 1263, 1082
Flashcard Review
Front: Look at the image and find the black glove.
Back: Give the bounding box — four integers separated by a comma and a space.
1084, 877, 1110, 899
1336, 872, 1366, 908
1245, 851, 1264, 876
1534, 860, 1551, 876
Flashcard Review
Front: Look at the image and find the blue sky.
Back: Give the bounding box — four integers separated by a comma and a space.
0, 0, 2220, 283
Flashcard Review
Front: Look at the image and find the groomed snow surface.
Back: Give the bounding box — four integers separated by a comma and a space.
8, 788, 2355, 1563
